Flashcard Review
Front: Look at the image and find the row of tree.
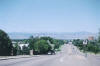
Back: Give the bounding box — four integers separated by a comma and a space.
72, 39, 100, 54
0, 29, 64, 56
29, 36, 64, 55
72, 30, 100, 54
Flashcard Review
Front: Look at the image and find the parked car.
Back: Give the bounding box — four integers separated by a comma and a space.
48, 50, 55, 55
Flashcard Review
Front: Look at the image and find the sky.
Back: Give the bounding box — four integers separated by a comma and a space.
0, 0, 100, 33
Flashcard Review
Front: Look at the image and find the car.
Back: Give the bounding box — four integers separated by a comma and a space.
48, 51, 52, 55
48, 50, 55, 55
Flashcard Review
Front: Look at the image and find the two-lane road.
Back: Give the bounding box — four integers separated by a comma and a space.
0, 44, 99, 66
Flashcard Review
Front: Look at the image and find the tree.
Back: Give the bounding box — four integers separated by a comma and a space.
98, 29, 100, 43
87, 41, 100, 54
40, 37, 54, 44
34, 40, 50, 54
72, 39, 83, 50
13, 43, 22, 55
0, 29, 13, 56
29, 36, 39, 50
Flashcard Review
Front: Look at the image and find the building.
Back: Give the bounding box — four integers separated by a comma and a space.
12, 41, 29, 55
88, 36, 94, 41
19, 43, 29, 50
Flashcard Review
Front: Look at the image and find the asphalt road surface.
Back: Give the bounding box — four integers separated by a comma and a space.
0, 44, 100, 66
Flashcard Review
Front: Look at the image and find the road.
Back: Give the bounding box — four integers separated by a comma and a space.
0, 44, 100, 66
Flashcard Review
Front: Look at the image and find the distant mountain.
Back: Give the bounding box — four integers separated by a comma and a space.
8, 32, 98, 40
8, 32, 32, 39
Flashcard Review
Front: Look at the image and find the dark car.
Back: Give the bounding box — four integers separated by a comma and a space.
48, 50, 55, 55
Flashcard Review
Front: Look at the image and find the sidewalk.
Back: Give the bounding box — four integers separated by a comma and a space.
0, 55, 37, 60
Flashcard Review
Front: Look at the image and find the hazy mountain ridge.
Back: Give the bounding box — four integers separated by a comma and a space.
8, 32, 98, 40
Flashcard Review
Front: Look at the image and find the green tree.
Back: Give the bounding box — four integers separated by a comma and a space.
72, 39, 83, 50
40, 37, 54, 44
13, 43, 22, 55
0, 29, 13, 56
29, 36, 39, 50
87, 41, 100, 54
34, 40, 50, 54
98, 29, 100, 43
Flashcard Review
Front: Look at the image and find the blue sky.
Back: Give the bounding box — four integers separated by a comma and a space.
0, 0, 100, 33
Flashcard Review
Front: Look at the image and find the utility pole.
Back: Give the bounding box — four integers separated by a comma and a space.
83, 40, 88, 57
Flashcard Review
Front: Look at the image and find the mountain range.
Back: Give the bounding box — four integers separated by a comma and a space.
8, 32, 98, 40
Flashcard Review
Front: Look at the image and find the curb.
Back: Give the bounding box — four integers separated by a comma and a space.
0, 55, 39, 60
